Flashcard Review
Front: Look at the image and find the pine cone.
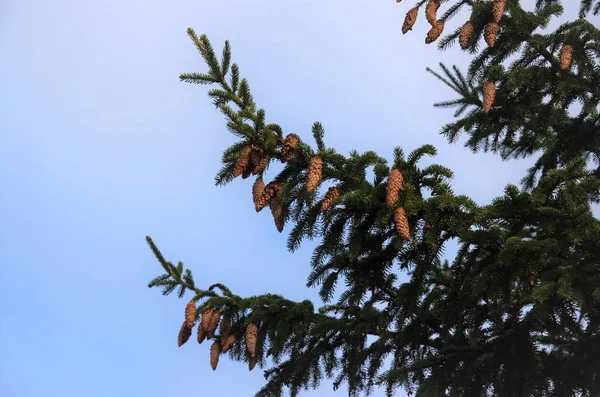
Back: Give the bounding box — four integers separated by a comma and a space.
178, 321, 192, 347
425, 20, 445, 44
482, 80, 496, 114
321, 187, 341, 212
386, 169, 404, 208
402, 7, 418, 34
492, 0, 507, 23
282, 134, 299, 162
252, 177, 266, 207
256, 182, 281, 212
233, 146, 252, 178
207, 309, 221, 338
270, 194, 285, 233
484, 22, 499, 48
254, 155, 270, 174
200, 308, 212, 332
248, 355, 258, 371
184, 299, 197, 329
306, 156, 323, 193
221, 334, 237, 353
425, 0, 440, 25
394, 207, 411, 241
559, 44, 573, 70
246, 323, 258, 357
197, 321, 206, 344
459, 20, 474, 49
220, 316, 230, 333
210, 341, 220, 371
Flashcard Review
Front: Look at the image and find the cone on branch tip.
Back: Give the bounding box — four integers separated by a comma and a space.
459, 20, 474, 49
281, 133, 299, 162
425, 0, 440, 25
233, 146, 252, 178
559, 45, 573, 70
425, 20, 445, 44
178, 321, 192, 347
184, 299, 197, 328
484, 22, 499, 48
306, 156, 323, 193
482, 80, 496, 113
207, 309, 221, 338
386, 169, 404, 208
270, 194, 285, 233
246, 323, 258, 357
252, 177, 266, 207
249, 355, 258, 371
402, 7, 418, 34
321, 187, 341, 212
221, 334, 237, 353
256, 182, 281, 212
210, 342, 220, 371
492, 0, 507, 23
394, 207, 411, 241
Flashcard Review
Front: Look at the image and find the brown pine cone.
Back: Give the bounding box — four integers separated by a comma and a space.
482, 80, 496, 114
255, 182, 281, 212
402, 7, 418, 34
252, 177, 266, 207
221, 334, 237, 353
206, 309, 221, 338
177, 321, 192, 347
196, 321, 206, 344
492, 0, 507, 23
425, 20, 445, 44
559, 44, 573, 70
246, 323, 258, 357
306, 156, 323, 193
233, 146, 252, 178
459, 20, 474, 49
219, 316, 230, 333
210, 341, 220, 371
484, 22, 499, 48
425, 0, 440, 25
270, 194, 285, 233
281, 134, 299, 162
248, 355, 258, 371
254, 155, 270, 174
386, 169, 404, 207
200, 308, 212, 332
321, 187, 341, 212
394, 207, 411, 241
184, 299, 197, 328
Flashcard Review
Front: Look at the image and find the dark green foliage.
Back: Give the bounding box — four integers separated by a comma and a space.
146, 2, 600, 396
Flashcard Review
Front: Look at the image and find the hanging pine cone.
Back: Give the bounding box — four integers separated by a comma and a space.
206, 309, 221, 338
559, 44, 573, 70
233, 146, 252, 178
425, 20, 445, 44
270, 194, 285, 233
482, 80, 496, 114
321, 187, 341, 212
425, 0, 440, 25
197, 321, 206, 344
492, 0, 507, 23
219, 316, 230, 333
256, 182, 281, 212
248, 355, 258, 371
459, 20, 474, 49
221, 334, 237, 353
178, 321, 192, 347
254, 155, 270, 174
210, 341, 220, 371
306, 156, 323, 193
252, 177, 266, 207
184, 299, 197, 328
394, 207, 411, 240
402, 7, 418, 34
246, 323, 258, 357
386, 169, 404, 208
281, 134, 299, 162
249, 147, 263, 173
484, 22, 499, 48
200, 308, 212, 332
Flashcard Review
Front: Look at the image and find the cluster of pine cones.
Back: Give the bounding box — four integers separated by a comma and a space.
177, 299, 261, 371
233, 145, 270, 179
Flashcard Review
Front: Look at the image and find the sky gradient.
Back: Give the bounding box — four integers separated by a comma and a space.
0, 1, 590, 396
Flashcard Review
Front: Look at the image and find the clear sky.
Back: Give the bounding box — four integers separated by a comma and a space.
0, 1, 589, 397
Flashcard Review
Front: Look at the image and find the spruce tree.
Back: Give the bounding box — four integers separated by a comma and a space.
146, 1, 600, 395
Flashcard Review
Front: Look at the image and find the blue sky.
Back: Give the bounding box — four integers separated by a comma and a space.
0, 1, 589, 396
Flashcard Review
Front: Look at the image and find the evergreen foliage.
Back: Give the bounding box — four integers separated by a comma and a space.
146, 1, 600, 396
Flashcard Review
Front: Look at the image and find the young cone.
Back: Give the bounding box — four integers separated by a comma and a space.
210, 341, 220, 371
256, 182, 281, 212
492, 0, 507, 23
206, 309, 221, 338
425, 20, 445, 44
484, 22, 499, 48
178, 321, 192, 347
459, 20, 474, 49
394, 207, 411, 241
425, 0, 440, 25
402, 7, 418, 34
246, 323, 258, 357
221, 334, 237, 353
248, 355, 258, 371
184, 299, 197, 329
252, 177, 266, 207
482, 80, 496, 113
281, 133, 299, 162
270, 194, 285, 233
233, 146, 252, 178
321, 187, 341, 212
559, 45, 574, 70
306, 156, 323, 193
386, 169, 404, 207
